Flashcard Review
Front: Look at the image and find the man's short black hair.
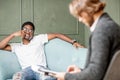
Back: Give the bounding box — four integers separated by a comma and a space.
21, 21, 35, 31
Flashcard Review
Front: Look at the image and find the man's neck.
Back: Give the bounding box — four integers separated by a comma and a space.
22, 39, 30, 45
90, 10, 104, 32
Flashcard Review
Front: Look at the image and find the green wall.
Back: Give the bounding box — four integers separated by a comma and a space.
0, 0, 85, 46
0, 0, 120, 47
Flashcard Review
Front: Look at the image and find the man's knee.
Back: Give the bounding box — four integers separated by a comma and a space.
12, 72, 23, 80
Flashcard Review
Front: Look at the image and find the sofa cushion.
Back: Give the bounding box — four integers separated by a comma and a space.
0, 50, 21, 80
45, 38, 88, 72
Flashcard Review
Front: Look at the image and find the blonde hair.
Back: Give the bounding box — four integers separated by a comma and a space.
69, 0, 106, 16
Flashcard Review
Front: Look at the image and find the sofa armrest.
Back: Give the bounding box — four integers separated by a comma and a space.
103, 50, 120, 80
0, 50, 21, 80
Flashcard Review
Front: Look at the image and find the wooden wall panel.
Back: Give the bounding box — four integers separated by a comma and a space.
33, 0, 79, 35
0, 0, 21, 35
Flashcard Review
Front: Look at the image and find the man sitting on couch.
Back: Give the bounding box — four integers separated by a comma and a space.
0, 21, 83, 80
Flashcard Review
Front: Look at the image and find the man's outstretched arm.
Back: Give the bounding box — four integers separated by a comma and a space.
47, 33, 84, 48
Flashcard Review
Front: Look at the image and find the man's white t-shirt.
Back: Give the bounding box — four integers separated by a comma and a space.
10, 34, 48, 69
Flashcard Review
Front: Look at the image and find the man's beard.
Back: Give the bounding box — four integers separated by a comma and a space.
24, 34, 33, 41
86, 14, 94, 27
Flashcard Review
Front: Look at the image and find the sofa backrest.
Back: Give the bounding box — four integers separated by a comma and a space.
45, 38, 88, 72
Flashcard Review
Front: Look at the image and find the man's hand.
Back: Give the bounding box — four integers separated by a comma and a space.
12, 30, 25, 38
50, 72, 66, 80
67, 65, 81, 73
73, 42, 84, 48
50, 65, 81, 80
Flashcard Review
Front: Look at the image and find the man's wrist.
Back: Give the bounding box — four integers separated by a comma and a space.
71, 40, 77, 45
